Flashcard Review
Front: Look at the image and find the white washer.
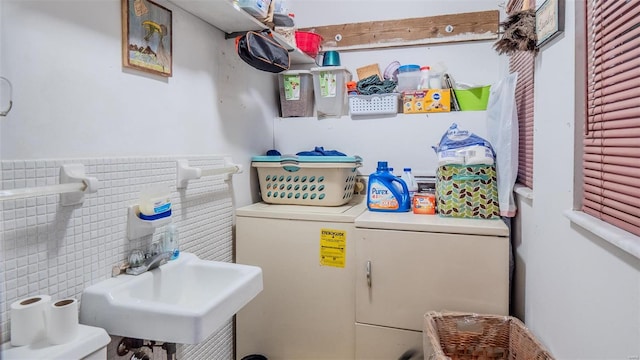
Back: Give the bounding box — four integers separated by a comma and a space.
235, 198, 366, 360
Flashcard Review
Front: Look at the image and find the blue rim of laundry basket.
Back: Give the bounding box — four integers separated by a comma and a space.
252, 155, 363, 164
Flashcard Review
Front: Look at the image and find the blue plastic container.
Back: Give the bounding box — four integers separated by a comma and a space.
397, 64, 420, 73
367, 161, 411, 212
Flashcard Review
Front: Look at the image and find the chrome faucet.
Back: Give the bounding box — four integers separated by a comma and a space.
125, 245, 172, 276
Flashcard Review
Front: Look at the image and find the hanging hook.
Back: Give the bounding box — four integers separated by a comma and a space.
0, 76, 14, 117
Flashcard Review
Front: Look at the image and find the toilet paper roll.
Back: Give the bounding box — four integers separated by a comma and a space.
10, 295, 51, 346
462, 145, 495, 165
437, 149, 465, 166
47, 298, 79, 345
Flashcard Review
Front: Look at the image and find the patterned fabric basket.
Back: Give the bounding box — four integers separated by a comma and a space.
423, 311, 555, 360
436, 164, 500, 219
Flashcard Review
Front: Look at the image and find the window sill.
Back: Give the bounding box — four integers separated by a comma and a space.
564, 210, 640, 260
514, 184, 533, 200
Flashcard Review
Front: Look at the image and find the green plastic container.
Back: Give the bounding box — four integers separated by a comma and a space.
454, 85, 491, 111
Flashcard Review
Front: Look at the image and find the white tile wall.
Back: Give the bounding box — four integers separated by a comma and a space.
1, 155, 237, 359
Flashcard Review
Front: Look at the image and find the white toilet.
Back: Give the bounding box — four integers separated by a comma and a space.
0, 324, 110, 360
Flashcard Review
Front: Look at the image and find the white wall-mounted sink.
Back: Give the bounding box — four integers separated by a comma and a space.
79, 252, 262, 344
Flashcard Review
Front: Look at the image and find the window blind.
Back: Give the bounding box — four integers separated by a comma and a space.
506, 0, 535, 189
510, 52, 535, 189
584, 0, 640, 236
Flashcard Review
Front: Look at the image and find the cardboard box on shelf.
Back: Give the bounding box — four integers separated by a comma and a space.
356, 63, 383, 81
402, 89, 451, 113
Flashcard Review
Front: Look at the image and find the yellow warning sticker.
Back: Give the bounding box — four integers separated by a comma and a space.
320, 228, 346, 268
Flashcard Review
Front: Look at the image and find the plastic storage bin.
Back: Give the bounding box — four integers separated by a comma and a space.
397, 71, 422, 92
348, 93, 400, 115
424, 311, 555, 360
252, 155, 362, 206
278, 70, 314, 117
235, 0, 271, 18
310, 66, 352, 118
397, 64, 420, 73
454, 85, 491, 111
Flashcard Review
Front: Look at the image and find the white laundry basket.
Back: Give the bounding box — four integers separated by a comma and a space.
252, 155, 362, 206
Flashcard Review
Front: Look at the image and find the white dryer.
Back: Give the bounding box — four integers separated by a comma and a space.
353, 210, 510, 359
235, 198, 366, 360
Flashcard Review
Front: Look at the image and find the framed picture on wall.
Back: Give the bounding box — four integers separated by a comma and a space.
536, 0, 564, 49
121, 0, 172, 77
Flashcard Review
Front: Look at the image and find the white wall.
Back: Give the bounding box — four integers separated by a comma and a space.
288, 1, 640, 359
277, 0, 505, 176
2, 0, 639, 359
514, 1, 640, 359
0, 0, 4, 160
0, 0, 278, 358
0, 155, 237, 360
0, 0, 278, 207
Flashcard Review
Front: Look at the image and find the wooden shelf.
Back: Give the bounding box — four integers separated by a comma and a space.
299, 10, 499, 51
168, 0, 315, 64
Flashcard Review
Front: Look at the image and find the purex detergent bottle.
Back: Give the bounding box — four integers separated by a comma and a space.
367, 161, 411, 212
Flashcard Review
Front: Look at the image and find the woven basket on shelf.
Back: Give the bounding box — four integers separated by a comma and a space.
423, 311, 555, 360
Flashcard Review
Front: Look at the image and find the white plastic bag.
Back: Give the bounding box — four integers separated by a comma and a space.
486, 73, 519, 217
432, 123, 495, 166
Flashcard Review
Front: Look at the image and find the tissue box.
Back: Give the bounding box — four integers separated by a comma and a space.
402, 89, 451, 113
436, 164, 500, 219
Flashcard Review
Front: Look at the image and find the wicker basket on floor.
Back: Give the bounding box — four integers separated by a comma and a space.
424, 311, 555, 360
